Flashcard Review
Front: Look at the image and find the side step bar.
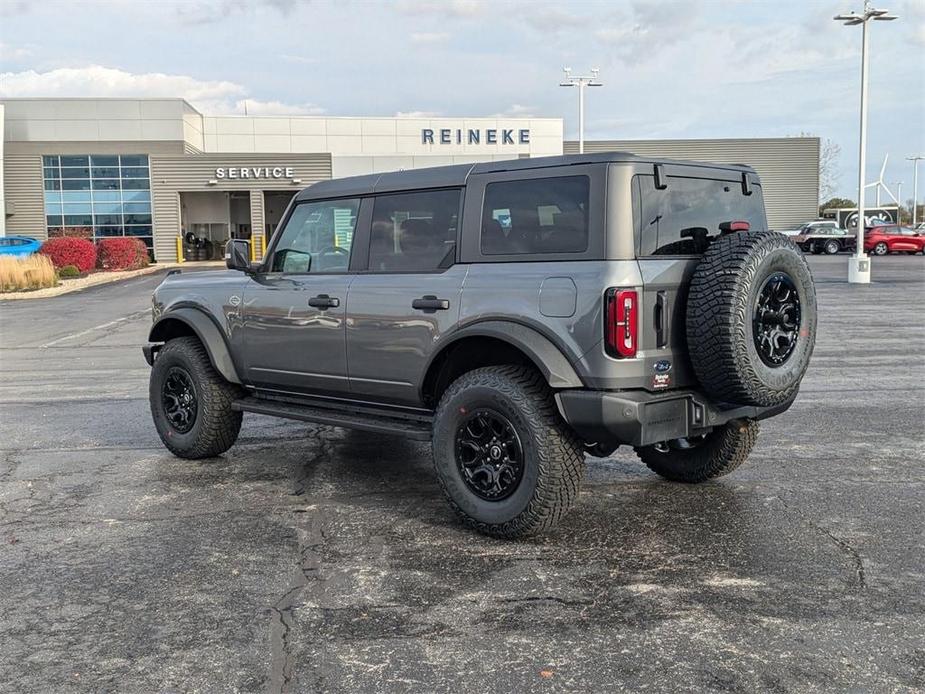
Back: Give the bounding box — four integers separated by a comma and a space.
232, 396, 433, 441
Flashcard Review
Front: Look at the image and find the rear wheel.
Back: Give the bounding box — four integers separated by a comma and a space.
873, 242, 889, 255
149, 337, 243, 459
636, 420, 759, 483
432, 366, 584, 539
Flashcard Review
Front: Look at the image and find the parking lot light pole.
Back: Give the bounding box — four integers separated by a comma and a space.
560, 68, 602, 154
908, 156, 924, 226
835, 1, 897, 284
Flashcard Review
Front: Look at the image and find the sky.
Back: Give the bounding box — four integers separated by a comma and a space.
0, 0, 923, 202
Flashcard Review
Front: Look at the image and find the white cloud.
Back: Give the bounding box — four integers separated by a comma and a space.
490, 104, 538, 118
395, 0, 484, 18
0, 65, 324, 115
410, 32, 450, 45
0, 41, 33, 62
174, 0, 299, 25
279, 53, 319, 65
394, 110, 441, 118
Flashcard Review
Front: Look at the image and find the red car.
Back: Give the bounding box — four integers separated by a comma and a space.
863, 225, 925, 255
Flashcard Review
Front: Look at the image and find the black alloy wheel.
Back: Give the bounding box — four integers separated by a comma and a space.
753, 272, 802, 367
454, 409, 525, 501
162, 366, 198, 433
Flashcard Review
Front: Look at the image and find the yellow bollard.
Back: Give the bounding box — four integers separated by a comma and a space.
175, 236, 185, 263
249, 237, 257, 263
260, 234, 267, 259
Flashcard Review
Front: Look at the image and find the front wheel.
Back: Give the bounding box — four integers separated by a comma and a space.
824, 240, 840, 255
635, 420, 759, 483
873, 242, 889, 255
149, 337, 243, 459
432, 366, 584, 539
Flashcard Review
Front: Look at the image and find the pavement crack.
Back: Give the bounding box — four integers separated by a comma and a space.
266, 433, 332, 694
774, 493, 867, 590
499, 595, 594, 607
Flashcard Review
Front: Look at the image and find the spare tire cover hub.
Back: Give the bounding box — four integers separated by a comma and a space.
752, 272, 801, 367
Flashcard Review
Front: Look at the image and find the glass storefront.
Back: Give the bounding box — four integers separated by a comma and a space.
43, 154, 153, 252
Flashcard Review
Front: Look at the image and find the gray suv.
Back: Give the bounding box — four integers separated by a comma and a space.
144, 153, 816, 538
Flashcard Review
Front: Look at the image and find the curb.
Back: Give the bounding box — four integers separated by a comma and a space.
0, 263, 184, 301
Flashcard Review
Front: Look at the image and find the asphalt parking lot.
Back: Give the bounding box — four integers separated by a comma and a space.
1, 256, 923, 693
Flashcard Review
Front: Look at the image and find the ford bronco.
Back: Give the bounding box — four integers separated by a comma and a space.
145, 153, 816, 538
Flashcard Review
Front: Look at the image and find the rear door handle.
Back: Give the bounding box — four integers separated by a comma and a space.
654, 291, 669, 348
308, 294, 340, 309
412, 295, 450, 312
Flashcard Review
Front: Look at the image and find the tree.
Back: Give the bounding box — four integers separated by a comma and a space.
820, 197, 855, 213
819, 139, 841, 202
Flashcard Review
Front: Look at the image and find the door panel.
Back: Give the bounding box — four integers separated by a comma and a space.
346, 266, 467, 404
242, 274, 353, 394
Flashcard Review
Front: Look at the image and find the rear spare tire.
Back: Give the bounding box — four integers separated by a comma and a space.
686, 231, 816, 407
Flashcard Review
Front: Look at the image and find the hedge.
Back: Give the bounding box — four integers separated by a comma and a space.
39, 237, 97, 273
97, 237, 150, 271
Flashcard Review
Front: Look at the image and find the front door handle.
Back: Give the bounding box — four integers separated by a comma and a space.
412, 295, 450, 312
308, 294, 340, 310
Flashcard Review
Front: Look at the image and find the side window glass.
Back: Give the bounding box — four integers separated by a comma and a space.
481, 176, 589, 255
635, 175, 768, 256
270, 198, 359, 273
368, 189, 460, 272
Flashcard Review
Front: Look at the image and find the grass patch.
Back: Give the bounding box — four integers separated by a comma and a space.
0, 254, 58, 292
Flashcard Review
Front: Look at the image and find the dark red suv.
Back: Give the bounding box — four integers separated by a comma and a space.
864, 225, 925, 255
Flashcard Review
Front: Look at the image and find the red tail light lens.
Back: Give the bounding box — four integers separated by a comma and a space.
605, 288, 638, 358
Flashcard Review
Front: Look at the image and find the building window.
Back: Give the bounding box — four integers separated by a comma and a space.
43, 154, 153, 253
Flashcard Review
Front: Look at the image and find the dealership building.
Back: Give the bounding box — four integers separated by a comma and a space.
0, 98, 819, 262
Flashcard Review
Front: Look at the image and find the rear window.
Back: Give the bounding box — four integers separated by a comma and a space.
634, 175, 767, 256
481, 175, 589, 255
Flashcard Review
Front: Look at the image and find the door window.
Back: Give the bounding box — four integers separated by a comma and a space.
481, 176, 589, 255
368, 189, 460, 272
270, 198, 359, 273
634, 175, 767, 256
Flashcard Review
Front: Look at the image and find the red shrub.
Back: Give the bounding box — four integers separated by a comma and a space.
96, 237, 150, 271
39, 237, 97, 273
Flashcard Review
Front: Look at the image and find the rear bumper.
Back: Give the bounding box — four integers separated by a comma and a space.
555, 388, 795, 447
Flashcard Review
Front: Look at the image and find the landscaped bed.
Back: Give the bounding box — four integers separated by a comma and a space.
0, 236, 155, 296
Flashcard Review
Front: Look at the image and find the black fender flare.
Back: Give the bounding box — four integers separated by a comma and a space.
425, 320, 584, 390
147, 307, 242, 384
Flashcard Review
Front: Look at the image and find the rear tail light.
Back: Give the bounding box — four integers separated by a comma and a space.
605, 288, 638, 358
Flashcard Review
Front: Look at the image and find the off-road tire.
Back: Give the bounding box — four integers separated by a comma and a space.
686, 231, 816, 407
149, 336, 243, 459
636, 420, 759, 483
432, 366, 584, 539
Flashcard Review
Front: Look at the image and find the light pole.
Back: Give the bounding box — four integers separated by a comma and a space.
559, 67, 602, 154
894, 181, 902, 220
908, 156, 924, 226
835, 1, 897, 284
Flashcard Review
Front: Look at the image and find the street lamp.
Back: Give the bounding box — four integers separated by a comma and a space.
835, 1, 897, 284
907, 156, 924, 226
894, 181, 902, 220
559, 67, 602, 154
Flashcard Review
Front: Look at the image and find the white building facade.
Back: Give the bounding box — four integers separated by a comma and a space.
1, 98, 818, 262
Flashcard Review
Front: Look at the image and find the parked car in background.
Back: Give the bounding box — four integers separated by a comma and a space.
864, 225, 925, 255
792, 223, 856, 254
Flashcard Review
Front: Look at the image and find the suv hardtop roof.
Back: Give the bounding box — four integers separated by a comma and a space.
296, 151, 757, 201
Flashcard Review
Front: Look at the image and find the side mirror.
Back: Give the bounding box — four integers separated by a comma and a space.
225, 239, 251, 271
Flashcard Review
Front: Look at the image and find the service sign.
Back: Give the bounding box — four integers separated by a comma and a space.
215, 166, 295, 180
